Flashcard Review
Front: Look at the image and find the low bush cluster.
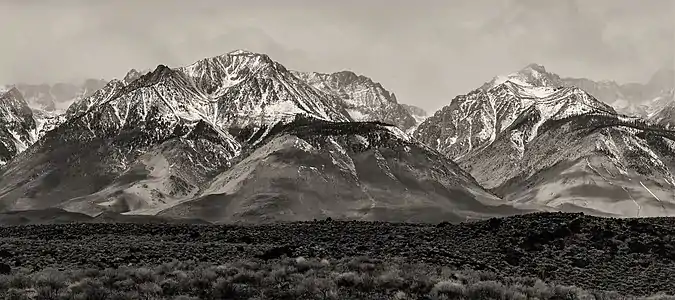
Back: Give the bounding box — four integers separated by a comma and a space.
1, 257, 672, 300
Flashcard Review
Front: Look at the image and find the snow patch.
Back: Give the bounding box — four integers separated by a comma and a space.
384, 125, 411, 142
347, 109, 368, 121
353, 134, 370, 148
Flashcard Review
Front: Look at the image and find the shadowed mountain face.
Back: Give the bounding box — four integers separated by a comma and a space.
415, 64, 675, 217
0, 51, 522, 223
159, 119, 529, 223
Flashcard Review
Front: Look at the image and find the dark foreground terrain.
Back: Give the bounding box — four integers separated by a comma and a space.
1, 212, 675, 299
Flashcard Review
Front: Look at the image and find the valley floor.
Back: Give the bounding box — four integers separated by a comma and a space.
1, 213, 675, 298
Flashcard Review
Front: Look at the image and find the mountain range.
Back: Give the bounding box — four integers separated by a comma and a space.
8, 80, 108, 113
1, 50, 674, 223
562, 68, 675, 121
0, 50, 514, 223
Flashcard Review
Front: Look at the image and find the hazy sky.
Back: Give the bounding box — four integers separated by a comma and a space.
1, 0, 673, 111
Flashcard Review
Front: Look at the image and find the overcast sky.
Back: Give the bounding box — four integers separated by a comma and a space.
1, 0, 673, 111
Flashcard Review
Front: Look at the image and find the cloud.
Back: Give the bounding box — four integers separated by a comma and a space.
0, 0, 672, 111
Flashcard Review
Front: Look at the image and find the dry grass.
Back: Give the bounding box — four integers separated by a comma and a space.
0, 257, 671, 300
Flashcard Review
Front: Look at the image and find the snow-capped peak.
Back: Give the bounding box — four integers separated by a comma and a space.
227, 49, 257, 56
122, 68, 149, 85
482, 63, 564, 91
415, 64, 616, 160
64, 51, 352, 136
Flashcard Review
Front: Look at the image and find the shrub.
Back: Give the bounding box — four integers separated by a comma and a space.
159, 278, 181, 296
431, 280, 466, 299
335, 271, 361, 287
466, 280, 508, 300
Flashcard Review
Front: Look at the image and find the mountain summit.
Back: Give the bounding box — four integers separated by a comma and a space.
415, 65, 675, 217
481, 63, 565, 90
415, 67, 615, 159
562, 67, 675, 117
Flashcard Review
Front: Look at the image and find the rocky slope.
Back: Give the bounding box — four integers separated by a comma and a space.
0, 50, 520, 222
0, 88, 37, 167
648, 89, 675, 128
414, 64, 675, 217
293, 70, 418, 131
401, 104, 428, 123
159, 118, 528, 223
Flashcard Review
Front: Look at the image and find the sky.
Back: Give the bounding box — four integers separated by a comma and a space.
0, 0, 673, 112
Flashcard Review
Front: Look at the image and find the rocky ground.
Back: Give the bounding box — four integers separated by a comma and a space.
1, 212, 675, 297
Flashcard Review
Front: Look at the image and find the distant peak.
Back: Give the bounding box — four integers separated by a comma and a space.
123, 68, 143, 84
521, 63, 548, 74
227, 49, 253, 55
125, 64, 177, 88
0, 85, 11, 95
154, 64, 171, 72
1, 86, 21, 97
214, 49, 275, 66
333, 70, 359, 77
226, 49, 266, 57
331, 70, 374, 84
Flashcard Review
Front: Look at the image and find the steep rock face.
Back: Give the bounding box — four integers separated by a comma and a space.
401, 104, 429, 133
414, 64, 675, 217
648, 89, 675, 128
0, 88, 37, 166
401, 104, 428, 122
122, 69, 148, 85
65, 80, 127, 118
293, 70, 417, 131
32, 110, 67, 139
159, 120, 529, 223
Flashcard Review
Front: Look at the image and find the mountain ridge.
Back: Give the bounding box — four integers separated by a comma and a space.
414, 64, 675, 217
292, 70, 420, 131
